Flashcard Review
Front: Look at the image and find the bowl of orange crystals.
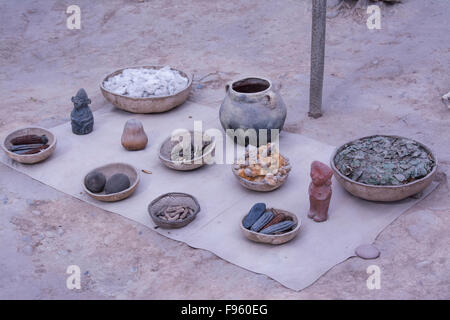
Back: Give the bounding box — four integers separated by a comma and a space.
231, 143, 291, 192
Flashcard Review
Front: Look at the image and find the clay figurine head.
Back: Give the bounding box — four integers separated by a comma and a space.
310, 161, 333, 186
71, 88, 91, 110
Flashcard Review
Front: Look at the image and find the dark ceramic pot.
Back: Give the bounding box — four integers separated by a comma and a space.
219, 77, 287, 145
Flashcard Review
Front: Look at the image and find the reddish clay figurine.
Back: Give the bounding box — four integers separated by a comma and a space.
308, 161, 333, 222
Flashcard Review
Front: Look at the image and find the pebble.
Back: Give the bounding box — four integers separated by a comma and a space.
85, 171, 107, 193
58, 249, 69, 256
23, 245, 34, 256
104, 173, 130, 194
355, 244, 380, 260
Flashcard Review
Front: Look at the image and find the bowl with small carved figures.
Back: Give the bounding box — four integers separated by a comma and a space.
100, 65, 192, 114
231, 143, 291, 192
148, 192, 200, 229
159, 130, 216, 171
2, 127, 57, 164
331, 135, 437, 202
240, 207, 301, 245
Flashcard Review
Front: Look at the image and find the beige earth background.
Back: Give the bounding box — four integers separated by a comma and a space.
0, 0, 449, 299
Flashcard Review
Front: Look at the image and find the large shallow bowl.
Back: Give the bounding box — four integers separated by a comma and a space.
100, 65, 192, 114
148, 192, 200, 229
240, 209, 301, 245
83, 163, 140, 202
331, 135, 437, 202
2, 127, 56, 164
159, 131, 216, 171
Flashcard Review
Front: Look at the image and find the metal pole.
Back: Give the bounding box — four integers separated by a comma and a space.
309, 0, 327, 118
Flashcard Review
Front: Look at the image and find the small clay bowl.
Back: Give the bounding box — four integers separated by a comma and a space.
100, 65, 192, 114
231, 156, 290, 192
82, 163, 139, 202
148, 192, 200, 229
159, 131, 216, 171
2, 127, 57, 164
240, 209, 301, 245
331, 135, 438, 202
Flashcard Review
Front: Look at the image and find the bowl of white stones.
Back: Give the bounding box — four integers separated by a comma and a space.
100, 65, 192, 114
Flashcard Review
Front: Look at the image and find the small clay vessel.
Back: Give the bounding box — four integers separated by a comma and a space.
121, 119, 148, 151
219, 77, 286, 145
308, 161, 333, 222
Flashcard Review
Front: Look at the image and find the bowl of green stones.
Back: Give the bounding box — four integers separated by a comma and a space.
331, 135, 437, 202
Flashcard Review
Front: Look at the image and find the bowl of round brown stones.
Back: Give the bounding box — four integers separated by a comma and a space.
232, 143, 291, 192
148, 192, 200, 229
2, 127, 56, 164
240, 203, 301, 245
83, 163, 140, 202
331, 135, 437, 202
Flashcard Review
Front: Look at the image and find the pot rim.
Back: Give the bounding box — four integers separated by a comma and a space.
228, 76, 273, 96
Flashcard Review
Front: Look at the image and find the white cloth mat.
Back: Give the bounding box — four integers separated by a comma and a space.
0, 102, 438, 290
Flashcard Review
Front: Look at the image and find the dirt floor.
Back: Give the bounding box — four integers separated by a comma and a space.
0, 0, 449, 299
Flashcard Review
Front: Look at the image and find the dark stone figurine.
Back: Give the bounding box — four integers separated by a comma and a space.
71, 88, 94, 135
308, 160, 333, 222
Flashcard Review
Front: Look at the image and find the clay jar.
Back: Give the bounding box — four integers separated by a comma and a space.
121, 119, 148, 151
219, 77, 287, 145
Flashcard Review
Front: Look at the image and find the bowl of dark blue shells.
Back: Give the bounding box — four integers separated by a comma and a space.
240, 203, 300, 245
331, 135, 437, 202
83, 163, 140, 202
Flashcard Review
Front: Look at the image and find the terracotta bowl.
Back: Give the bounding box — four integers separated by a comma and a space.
83, 163, 139, 202
159, 131, 216, 171
148, 192, 200, 229
240, 209, 301, 245
231, 156, 290, 192
331, 135, 438, 202
100, 65, 192, 114
2, 127, 57, 164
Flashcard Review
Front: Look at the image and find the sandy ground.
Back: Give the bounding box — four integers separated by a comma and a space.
0, 0, 449, 299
